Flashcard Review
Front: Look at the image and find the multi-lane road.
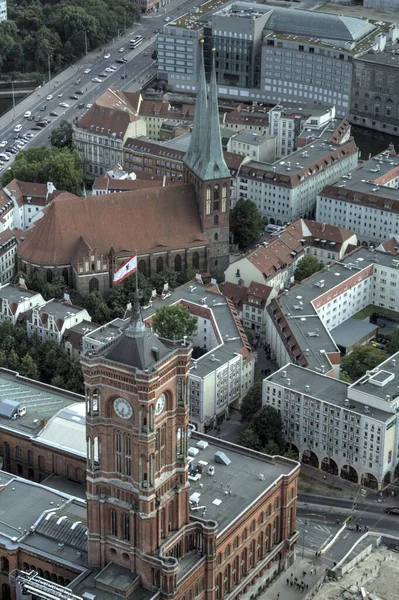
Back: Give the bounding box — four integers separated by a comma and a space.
0, 0, 202, 173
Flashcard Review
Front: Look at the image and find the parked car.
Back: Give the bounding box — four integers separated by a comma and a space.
385, 507, 399, 515
78, 103, 85, 109
69, 95, 79, 100
40, 104, 47, 111
98, 73, 107, 78
31, 126, 41, 130
59, 102, 70, 108
49, 111, 59, 117
13, 124, 22, 133
121, 74, 127, 80
46, 94, 53, 100
24, 111, 32, 118
119, 47, 124, 53
116, 58, 124, 64
75, 79, 81, 85
104, 53, 110, 59
92, 77, 101, 83
0, 141, 7, 148
84, 68, 91, 74
76, 90, 84, 95
85, 103, 93, 109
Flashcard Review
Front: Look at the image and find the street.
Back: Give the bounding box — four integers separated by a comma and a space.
0, 0, 203, 173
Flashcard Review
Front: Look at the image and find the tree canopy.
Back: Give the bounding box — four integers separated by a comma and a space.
387, 329, 399, 355
340, 345, 387, 383
1, 146, 85, 196
294, 254, 324, 282
50, 120, 74, 150
0, 0, 140, 79
0, 320, 83, 393
152, 304, 197, 341
240, 381, 262, 423
230, 198, 263, 250
238, 405, 286, 455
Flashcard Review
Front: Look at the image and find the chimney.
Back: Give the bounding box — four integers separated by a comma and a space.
162, 176, 166, 187
46, 181, 56, 202
63, 292, 71, 304
321, 223, 326, 233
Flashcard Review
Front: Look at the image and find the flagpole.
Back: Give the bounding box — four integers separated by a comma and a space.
135, 250, 138, 293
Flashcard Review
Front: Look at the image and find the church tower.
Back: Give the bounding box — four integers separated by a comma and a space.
183, 42, 231, 281
82, 293, 192, 588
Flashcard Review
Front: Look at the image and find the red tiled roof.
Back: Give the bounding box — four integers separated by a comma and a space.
18, 184, 208, 267
4, 179, 60, 207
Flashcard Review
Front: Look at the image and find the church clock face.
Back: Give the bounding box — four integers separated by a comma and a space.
113, 398, 133, 420
155, 393, 166, 416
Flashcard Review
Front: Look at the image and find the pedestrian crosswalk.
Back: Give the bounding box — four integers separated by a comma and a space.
297, 518, 333, 554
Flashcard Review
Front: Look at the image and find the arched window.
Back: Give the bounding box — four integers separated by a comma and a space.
138, 259, 147, 276
2, 584, 10, 600
27, 450, 33, 466
38, 455, 45, 472
156, 256, 164, 273
62, 268, 69, 286
214, 233, 218, 241
206, 187, 211, 215
89, 277, 99, 293
174, 254, 182, 272
46, 269, 53, 283
213, 185, 220, 211
192, 252, 199, 270
214, 214, 219, 226
222, 184, 227, 212
15, 445, 22, 459
1, 557, 9, 573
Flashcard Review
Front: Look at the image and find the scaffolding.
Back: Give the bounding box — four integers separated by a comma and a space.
10, 570, 83, 600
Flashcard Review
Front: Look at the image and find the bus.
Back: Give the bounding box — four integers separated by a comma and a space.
130, 36, 143, 49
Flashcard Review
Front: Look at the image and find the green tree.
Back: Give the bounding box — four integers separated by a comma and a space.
341, 345, 387, 383
230, 198, 263, 250
240, 381, 262, 423
238, 427, 262, 451
250, 405, 285, 453
150, 268, 180, 294
152, 304, 197, 340
294, 254, 323, 282
107, 272, 151, 315
50, 120, 74, 150
19, 353, 39, 379
83, 292, 110, 324
1, 146, 84, 196
387, 329, 399, 355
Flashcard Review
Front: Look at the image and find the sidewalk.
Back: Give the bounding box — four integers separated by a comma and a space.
259, 559, 325, 600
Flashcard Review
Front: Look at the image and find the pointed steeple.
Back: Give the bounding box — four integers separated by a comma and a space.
193, 48, 230, 181
184, 39, 208, 170
126, 279, 146, 338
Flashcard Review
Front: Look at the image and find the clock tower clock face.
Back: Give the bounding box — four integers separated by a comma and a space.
155, 392, 166, 416
113, 397, 133, 420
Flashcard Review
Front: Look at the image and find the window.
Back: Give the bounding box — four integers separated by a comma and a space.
214, 214, 219, 226
123, 514, 130, 541
192, 252, 199, 270
15, 445, 22, 459
110, 509, 118, 536
1, 557, 9, 574
89, 277, 99, 293
115, 431, 122, 473
125, 433, 132, 476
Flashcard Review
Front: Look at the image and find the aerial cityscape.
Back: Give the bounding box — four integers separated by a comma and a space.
0, 0, 399, 598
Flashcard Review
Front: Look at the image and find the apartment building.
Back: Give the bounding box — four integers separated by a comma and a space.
73, 89, 146, 178
266, 246, 399, 375
26, 297, 91, 343
237, 136, 358, 224
350, 52, 399, 138
316, 146, 399, 243
224, 280, 275, 334
0, 230, 23, 285
159, 3, 396, 116
227, 131, 275, 162
0, 281, 45, 325
0, 180, 59, 231
263, 357, 399, 490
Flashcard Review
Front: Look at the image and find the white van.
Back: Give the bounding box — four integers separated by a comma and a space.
265, 224, 280, 233
14, 124, 22, 132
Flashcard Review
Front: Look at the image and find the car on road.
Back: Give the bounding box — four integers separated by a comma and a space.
49, 111, 59, 117
105, 67, 114, 73
143, 52, 149, 56
119, 47, 124, 53
103, 53, 110, 59
116, 58, 124, 64
78, 103, 85, 109
31, 126, 41, 131
46, 94, 53, 100
35, 116, 41, 122
13, 124, 22, 133
98, 73, 107, 78
24, 111, 32, 118
25, 133, 34, 139
84, 68, 91, 74
40, 105, 47, 111
69, 94, 79, 100
121, 57, 128, 63
85, 103, 93, 109
165, 16, 170, 21
385, 507, 399, 515
76, 90, 84, 95
59, 102, 70, 108
28, 115, 35, 121
58, 93, 63, 98
92, 77, 101, 83
75, 79, 81, 85
121, 74, 127, 80
0, 141, 7, 148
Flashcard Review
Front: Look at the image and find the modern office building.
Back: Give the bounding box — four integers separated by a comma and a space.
316, 146, 399, 244
350, 52, 399, 138
263, 355, 399, 490
158, 3, 397, 116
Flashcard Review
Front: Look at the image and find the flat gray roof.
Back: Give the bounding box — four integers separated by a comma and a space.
0, 284, 39, 304
43, 300, 84, 319
141, 281, 249, 378
331, 318, 378, 349
0, 369, 84, 437
188, 433, 297, 533
84, 319, 124, 346
267, 364, 394, 423
67, 321, 99, 336
349, 352, 399, 403
232, 132, 272, 146
357, 51, 399, 67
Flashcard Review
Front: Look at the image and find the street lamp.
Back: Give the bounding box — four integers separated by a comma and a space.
301, 529, 308, 559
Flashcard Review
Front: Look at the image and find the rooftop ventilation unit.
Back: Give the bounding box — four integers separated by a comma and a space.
215, 451, 231, 466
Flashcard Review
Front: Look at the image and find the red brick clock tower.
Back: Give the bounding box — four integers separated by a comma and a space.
81, 298, 192, 587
